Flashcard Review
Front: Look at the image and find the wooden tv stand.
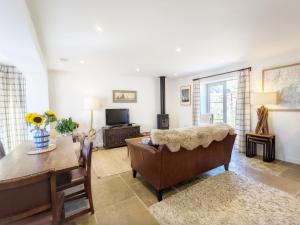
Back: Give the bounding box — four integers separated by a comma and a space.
102, 125, 140, 148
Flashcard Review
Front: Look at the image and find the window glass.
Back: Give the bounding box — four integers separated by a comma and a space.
207, 79, 237, 126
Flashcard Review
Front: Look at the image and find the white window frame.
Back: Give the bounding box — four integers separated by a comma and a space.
207, 81, 227, 123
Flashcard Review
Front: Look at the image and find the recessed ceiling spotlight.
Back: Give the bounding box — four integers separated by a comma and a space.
95, 24, 102, 32
136, 68, 140, 72
60, 58, 69, 62
176, 47, 182, 53
80, 60, 85, 64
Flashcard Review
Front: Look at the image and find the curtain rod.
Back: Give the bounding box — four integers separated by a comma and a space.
192, 66, 252, 81
0, 64, 16, 68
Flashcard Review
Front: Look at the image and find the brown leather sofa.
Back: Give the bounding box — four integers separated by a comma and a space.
126, 134, 236, 201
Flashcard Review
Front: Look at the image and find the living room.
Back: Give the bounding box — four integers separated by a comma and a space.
1, 0, 300, 225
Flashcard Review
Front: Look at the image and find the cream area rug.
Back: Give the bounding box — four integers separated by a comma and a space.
149, 172, 300, 225
92, 147, 131, 178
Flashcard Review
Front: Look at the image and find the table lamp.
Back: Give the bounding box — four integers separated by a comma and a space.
84, 96, 100, 138
251, 92, 278, 134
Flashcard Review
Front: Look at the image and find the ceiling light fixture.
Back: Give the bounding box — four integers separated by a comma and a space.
80, 60, 85, 64
136, 68, 140, 72
60, 58, 69, 62
173, 73, 178, 76
95, 24, 102, 32
176, 47, 182, 53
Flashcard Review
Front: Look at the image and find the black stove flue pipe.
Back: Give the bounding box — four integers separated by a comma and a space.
159, 76, 166, 114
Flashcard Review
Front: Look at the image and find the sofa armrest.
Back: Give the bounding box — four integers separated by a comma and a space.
126, 138, 161, 153
126, 138, 162, 190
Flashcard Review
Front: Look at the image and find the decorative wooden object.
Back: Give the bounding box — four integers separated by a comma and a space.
102, 125, 140, 148
255, 106, 269, 134
246, 132, 275, 162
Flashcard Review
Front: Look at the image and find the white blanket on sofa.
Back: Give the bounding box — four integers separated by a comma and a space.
150, 123, 235, 152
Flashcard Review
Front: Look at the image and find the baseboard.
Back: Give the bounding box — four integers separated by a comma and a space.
255, 149, 300, 164
280, 156, 300, 165
95, 142, 103, 148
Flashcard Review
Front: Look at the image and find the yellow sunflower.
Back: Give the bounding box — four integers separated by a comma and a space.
45, 110, 57, 122
45, 110, 55, 116
31, 114, 45, 127
25, 113, 33, 123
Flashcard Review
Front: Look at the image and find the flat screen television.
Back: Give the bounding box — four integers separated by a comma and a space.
105, 108, 129, 126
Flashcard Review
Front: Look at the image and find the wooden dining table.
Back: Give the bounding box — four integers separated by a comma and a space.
0, 136, 79, 180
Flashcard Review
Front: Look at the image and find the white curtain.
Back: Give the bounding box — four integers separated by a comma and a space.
192, 79, 201, 125
235, 69, 251, 152
0, 65, 28, 153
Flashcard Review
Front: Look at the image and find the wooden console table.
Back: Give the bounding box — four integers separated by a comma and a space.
102, 125, 140, 148
246, 132, 275, 162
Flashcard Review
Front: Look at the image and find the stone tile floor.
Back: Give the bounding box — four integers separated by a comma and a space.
67, 150, 300, 225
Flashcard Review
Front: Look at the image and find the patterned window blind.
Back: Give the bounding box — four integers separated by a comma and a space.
235, 69, 251, 152
192, 79, 201, 125
0, 65, 28, 153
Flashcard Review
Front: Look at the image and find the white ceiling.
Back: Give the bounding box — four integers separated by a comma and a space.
27, 0, 300, 77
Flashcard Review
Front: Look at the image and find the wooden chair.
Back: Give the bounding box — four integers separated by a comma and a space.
56, 139, 94, 220
71, 133, 86, 166
77, 135, 86, 166
0, 140, 5, 159
0, 170, 65, 225
55, 136, 85, 197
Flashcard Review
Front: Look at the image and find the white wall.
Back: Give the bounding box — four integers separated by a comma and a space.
166, 77, 193, 128
48, 71, 160, 145
25, 71, 49, 113
167, 50, 300, 164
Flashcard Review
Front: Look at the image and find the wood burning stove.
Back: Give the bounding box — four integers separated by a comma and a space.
157, 76, 169, 129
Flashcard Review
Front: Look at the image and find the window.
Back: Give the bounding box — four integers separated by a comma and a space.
207, 79, 237, 126
0, 65, 27, 153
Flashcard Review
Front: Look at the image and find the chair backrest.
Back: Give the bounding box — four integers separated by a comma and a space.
0, 170, 57, 224
0, 140, 5, 159
82, 139, 93, 177
199, 114, 214, 124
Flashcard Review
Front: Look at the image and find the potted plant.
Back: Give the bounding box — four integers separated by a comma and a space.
55, 117, 79, 136
25, 111, 58, 149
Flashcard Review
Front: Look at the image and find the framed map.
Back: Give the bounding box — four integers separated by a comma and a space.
263, 63, 300, 111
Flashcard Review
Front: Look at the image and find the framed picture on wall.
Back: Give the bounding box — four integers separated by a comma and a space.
113, 90, 137, 103
180, 85, 191, 105
262, 62, 300, 111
